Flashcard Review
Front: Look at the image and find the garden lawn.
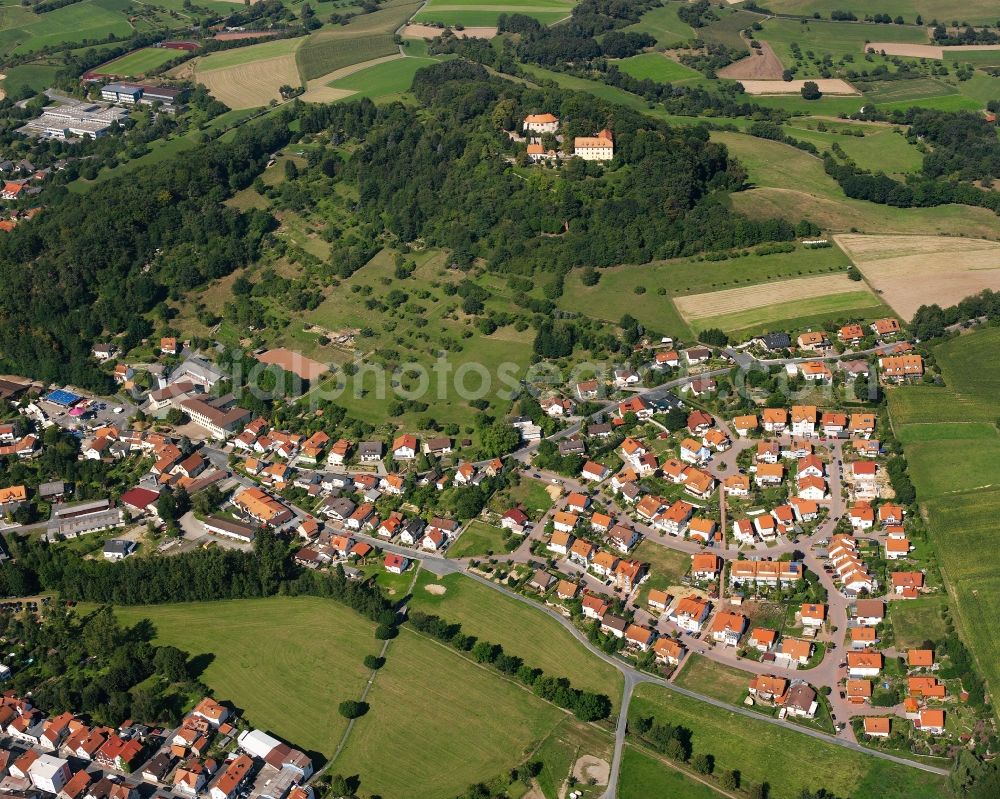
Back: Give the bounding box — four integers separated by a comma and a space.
890, 596, 949, 650
448, 520, 510, 559
633, 540, 689, 606
673, 654, 749, 705
113, 597, 376, 759
408, 571, 623, 707
630, 683, 947, 799
332, 627, 567, 799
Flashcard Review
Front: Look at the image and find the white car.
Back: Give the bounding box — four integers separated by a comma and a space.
112, 407, 123, 414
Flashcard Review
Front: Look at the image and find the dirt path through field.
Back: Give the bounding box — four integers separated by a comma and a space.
718, 41, 784, 80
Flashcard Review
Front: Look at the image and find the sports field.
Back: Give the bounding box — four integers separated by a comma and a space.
834, 234, 1000, 320
413, 0, 574, 26
333, 627, 572, 798
95, 47, 179, 77
113, 597, 376, 758
630, 684, 946, 799
889, 327, 1000, 714
408, 571, 624, 706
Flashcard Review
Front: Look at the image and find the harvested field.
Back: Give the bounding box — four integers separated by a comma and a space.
196, 54, 300, 109
718, 41, 784, 80
254, 347, 329, 382
402, 23, 497, 38
834, 234, 1000, 319
866, 42, 1000, 59
738, 78, 858, 94
674, 273, 866, 321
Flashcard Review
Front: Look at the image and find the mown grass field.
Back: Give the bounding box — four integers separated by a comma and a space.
615, 52, 700, 83
113, 597, 376, 759
618, 747, 722, 799
1, 62, 58, 94
327, 55, 438, 101
630, 683, 947, 799
889, 327, 1000, 717
333, 627, 565, 798
408, 571, 624, 707
95, 46, 180, 77
782, 122, 923, 175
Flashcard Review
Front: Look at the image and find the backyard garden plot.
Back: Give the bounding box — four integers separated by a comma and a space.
834, 234, 1000, 320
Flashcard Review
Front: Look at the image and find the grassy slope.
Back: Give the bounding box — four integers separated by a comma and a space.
888, 327, 1000, 709
558, 244, 850, 338
197, 37, 304, 72
716, 131, 1000, 238
327, 55, 439, 101
630, 683, 947, 799
763, 0, 998, 26
408, 571, 624, 707
113, 597, 376, 759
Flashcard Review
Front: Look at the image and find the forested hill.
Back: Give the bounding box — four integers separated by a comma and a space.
300, 61, 794, 276
0, 61, 796, 388
0, 114, 292, 390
